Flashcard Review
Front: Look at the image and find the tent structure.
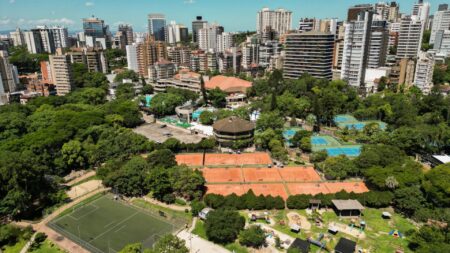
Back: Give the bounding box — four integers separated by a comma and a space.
332, 199, 365, 217
334, 237, 357, 253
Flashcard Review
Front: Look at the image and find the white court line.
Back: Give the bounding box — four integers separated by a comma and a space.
114, 225, 127, 233
69, 204, 99, 221
103, 220, 116, 228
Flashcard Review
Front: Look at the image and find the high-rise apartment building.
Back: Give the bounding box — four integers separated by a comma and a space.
241, 42, 259, 69
168, 46, 191, 67
50, 49, 73, 96
118, 24, 134, 46
396, 16, 424, 59
298, 18, 319, 33
10, 28, 25, 47
217, 32, 234, 53
166, 21, 189, 44
412, 1, 430, 23
388, 2, 400, 22
126, 43, 139, 73
368, 21, 389, 68
218, 48, 242, 74
341, 11, 373, 91
134, 39, 167, 77
438, 4, 448, 11
23, 30, 43, 54
192, 16, 207, 43
259, 40, 282, 68
0, 51, 18, 96
434, 30, 450, 55
414, 51, 434, 94
283, 31, 334, 80
50, 26, 69, 49
148, 14, 166, 41
198, 24, 222, 52
256, 8, 292, 36
430, 10, 450, 44
347, 4, 373, 21
67, 48, 108, 74
83, 16, 111, 49
148, 60, 176, 82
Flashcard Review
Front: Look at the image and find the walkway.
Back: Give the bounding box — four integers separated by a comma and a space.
177, 229, 230, 253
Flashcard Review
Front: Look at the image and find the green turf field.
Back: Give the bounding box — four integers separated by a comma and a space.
48, 194, 183, 253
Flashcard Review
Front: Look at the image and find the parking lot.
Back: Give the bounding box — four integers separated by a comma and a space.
133, 122, 205, 144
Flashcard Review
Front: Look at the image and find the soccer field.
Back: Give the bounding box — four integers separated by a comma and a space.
48, 194, 183, 253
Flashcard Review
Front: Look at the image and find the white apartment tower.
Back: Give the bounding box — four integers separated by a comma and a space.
412, 1, 430, 23
50, 49, 73, 96
368, 21, 389, 68
10, 28, 25, 47
433, 30, 450, 55
126, 43, 139, 73
341, 11, 373, 91
414, 51, 434, 94
50, 26, 69, 49
430, 10, 450, 44
198, 24, 221, 52
396, 16, 424, 59
217, 32, 234, 53
256, 8, 292, 36
0, 51, 18, 95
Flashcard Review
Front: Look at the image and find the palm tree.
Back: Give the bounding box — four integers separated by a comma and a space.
385, 176, 399, 190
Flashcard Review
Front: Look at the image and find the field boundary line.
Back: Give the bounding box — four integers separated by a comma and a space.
48, 221, 103, 253
68, 204, 99, 221
88, 211, 140, 243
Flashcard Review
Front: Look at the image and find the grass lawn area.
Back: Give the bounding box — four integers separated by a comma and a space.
30, 239, 65, 253
267, 208, 416, 252
1, 239, 27, 253
192, 220, 207, 239
48, 194, 184, 253
225, 242, 249, 253
132, 198, 192, 222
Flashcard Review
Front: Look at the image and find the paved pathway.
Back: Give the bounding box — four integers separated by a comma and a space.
177, 229, 230, 253
19, 232, 36, 253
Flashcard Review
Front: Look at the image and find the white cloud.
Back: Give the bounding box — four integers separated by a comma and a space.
9, 0, 16, 4
184, 0, 195, 4
0, 19, 11, 26
26, 18, 75, 26
85, 2, 94, 7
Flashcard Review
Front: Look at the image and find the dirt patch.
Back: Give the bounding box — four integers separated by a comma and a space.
328, 221, 366, 239
287, 212, 311, 230
66, 180, 102, 199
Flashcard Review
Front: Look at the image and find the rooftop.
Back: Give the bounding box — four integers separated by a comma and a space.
213, 116, 255, 133
332, 199, 365, 211
205, 75, 252, 93
334, 237, 357, 253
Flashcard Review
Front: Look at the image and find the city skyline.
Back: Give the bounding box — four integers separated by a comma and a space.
0, 0, 443, 33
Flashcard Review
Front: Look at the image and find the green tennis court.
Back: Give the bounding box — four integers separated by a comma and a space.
48, 194, 183, 253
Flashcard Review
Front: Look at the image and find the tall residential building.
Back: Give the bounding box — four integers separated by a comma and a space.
0, 51, 18, 96
332, 38, 344, 70
259, 40, 282, 68
388, 2, 400, 22
10, 28, 25, 47
341, 11, 373, 91
168, 46, 191, 67
438, 4, 448, 11
430, 10, 450, 44
166, 21, 189, 44
414, 51, 434, 94
50, 26, 69, 49
23, 30, 43, 54
49, 49, 73, 96
241, 42, 259, 69
283, 31, 334, 80
256, 8, 292, 36
135, 39, 167, 77
126, 43, 139, 73
433, 30, 450, 55
148, 60, 176, 82
83, 16, 111, 49
32, 26, 55, 53
192, 16, 207, 43
218, 48, 242, 74
67, 48, 108, 73
198, 24, 222, 52
148, 14, 166, 41
298, 18, 319, 33
347, 4, 373, 21
368, 21, 389, 68
396, 16, 424, 59
217, 32, 234, 53
118, 24, 134, 46
412, 1, 430, 23
398, 58, 416, 86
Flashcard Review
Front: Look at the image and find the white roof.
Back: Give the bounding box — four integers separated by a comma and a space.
433, 155, 450, 164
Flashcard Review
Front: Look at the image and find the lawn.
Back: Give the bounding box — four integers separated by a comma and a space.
48, 194, 184, 253
30, 239, 65, 253
267, 208, 416, 252
1, 239, 27, 253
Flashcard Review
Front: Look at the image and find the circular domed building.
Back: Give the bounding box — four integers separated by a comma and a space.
213, 116, 255, 147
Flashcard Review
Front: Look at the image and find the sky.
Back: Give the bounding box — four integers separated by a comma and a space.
0, 0, 444, 33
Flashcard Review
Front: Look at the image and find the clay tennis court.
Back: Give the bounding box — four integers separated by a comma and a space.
242, 168, 283, 182
200, 168, 243, 183
205, 183, 289, 200
287, 182, 369, 195
278, 167, 321, 182
176, 152, 272, 166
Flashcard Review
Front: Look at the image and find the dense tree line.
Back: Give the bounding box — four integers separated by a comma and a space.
8, 46, 49, 74
119, 234, 188, 253
204, 190, 285, 210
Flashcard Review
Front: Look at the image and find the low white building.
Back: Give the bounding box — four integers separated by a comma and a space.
364, 67, 391, 92
198, 207, 213, 220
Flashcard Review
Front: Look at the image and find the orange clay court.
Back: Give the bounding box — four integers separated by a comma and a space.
200, 168, 243, 183
278, 167, 321, 182
176, 152, 272, 166
206, 183, 288, 200
242, 168, 282, 182
287, 182, 369, 195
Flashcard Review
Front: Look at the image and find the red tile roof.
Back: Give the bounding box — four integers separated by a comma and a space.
205, 75, 252, 93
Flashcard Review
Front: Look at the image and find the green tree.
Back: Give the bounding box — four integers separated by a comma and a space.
199, 111, 215, 125
151, 234, 189, 253
147, 149, 176, 168
320, 155, 357, 180
238, 225, 266, 248
205, 209, 245, 244
61, 140, 85, 170
116, 83, 135, 99
256, 111, 284, 131
394, 186, 426, 216
207, 88, 227, 108
114, 69, 139, 82
422, 163, 450, 207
